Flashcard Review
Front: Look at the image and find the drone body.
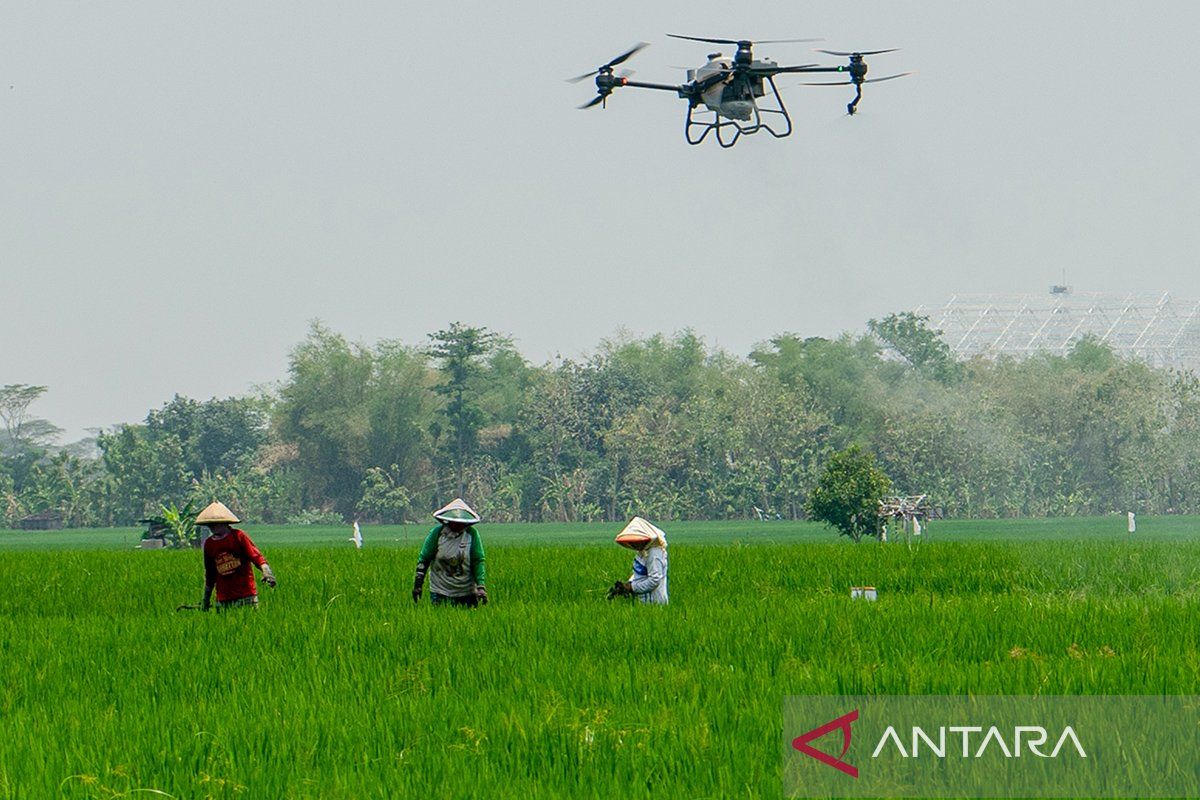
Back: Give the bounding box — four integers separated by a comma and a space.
570, 35, 909, 147
692, 53, 771, 121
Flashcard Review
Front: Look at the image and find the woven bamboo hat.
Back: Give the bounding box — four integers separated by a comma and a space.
195, 501, 240, 526
433, 498, 481, 525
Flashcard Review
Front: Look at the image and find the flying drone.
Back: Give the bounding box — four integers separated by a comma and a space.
569, 35, 910, 147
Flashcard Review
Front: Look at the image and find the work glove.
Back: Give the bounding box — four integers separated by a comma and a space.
475, 585, 488, 605
412, 565, 427, 604
261, 563, 277, 588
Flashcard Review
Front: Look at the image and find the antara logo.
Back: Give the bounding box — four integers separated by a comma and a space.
872, 725, 1087, 759
792, 710, 1088, 779
792, 710, 860, 778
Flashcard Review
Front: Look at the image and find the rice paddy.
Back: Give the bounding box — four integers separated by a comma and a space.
1, 518, 1198, 798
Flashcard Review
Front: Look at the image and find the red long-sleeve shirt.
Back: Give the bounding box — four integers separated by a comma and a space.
203, 528, 267, 602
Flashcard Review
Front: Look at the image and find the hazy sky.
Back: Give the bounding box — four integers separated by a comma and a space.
4, 2, 1199, 440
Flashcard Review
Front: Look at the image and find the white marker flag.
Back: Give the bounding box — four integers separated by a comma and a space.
351, 521, 363, 549
913, 517, 922, 536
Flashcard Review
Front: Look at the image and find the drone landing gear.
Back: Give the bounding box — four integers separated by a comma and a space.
743, 77, 792, 138
686, 106, 744, 148
684, 79, 793, 147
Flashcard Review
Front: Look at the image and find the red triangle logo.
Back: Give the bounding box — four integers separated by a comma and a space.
792, 709, 859, 778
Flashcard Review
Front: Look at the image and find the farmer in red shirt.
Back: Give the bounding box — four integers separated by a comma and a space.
196, 501, 276, 611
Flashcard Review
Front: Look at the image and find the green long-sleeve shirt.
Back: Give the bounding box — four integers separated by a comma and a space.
417, 524, 486, 596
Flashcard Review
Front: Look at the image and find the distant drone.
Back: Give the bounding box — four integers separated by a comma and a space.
569, 35, 910, 147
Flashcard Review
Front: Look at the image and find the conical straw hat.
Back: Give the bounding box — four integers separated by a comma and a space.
615, 516, 667, 549
433, 497, 481, 524
195, 501, 240, 525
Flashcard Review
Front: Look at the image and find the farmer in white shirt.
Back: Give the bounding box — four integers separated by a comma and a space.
607, 516, 669, 605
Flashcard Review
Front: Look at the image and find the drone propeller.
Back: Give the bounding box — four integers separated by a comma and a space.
802, 72, 912, 86
668, 34, 820, 45
567, 43, 648, 83
575, 68, 635, 109
816, 48, 899, 58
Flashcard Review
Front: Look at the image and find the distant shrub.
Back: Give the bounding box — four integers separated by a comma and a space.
287, 509, 344, 526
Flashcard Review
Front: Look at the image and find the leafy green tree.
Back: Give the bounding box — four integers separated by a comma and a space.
521, 363, 593, 521
603, 398, 695, 520
874, 400, 1022, 518
571, 352, 652, 521
146, 395, 269, 478
426, 323, 503, 496
0, 384, 62, 455
0, 385, 63, 496
21, 452, 107, 527
713, 366, 831, 519
806, 446, 892, 542
751, 334, 892, 443
0, 471, 18, 528
97, 424, 189, 524
357, 465, 413, 523
868, 312, 961, 383
1159, 371, 1200, 513
1066, 334, 1118, 373
274, 323, 374, 515
275, 323, 435, 517
597, 330, 710, 407
187, 466, 298, 525
21, 315, 1200, 527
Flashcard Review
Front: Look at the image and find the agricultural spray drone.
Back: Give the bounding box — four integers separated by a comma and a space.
568, 35, 909, 147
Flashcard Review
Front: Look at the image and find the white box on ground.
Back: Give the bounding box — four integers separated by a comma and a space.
850, 586, 877, 601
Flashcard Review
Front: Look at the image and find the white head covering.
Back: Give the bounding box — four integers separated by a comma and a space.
615, 516, 667, 550
433, 497, 481, 525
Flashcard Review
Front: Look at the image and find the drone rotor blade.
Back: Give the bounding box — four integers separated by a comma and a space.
567, 43, 647, 83
578, 95, 607, 109
816, 48, 899, 57
608, 42, 649, 68
669, 34, 821, 46
801, 71, 911, 87
668, 33, 739, 45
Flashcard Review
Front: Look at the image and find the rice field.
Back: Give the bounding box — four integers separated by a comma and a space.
1, 519, 1198, 798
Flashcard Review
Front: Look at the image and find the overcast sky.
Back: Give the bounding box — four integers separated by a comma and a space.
4, 1, 1199, 439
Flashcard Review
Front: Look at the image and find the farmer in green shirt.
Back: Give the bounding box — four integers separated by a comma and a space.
412, 498, 487, 607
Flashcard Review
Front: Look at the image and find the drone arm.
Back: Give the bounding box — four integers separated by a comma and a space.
773, 65, 847, 75
621, 79, 686, 92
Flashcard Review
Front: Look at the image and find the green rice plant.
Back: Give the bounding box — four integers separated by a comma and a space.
0, 536, 1196, 798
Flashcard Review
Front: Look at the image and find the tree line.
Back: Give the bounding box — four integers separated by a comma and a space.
4, 312, 1199, 528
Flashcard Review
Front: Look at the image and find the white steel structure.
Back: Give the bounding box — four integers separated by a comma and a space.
915, 290, 1200, 370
